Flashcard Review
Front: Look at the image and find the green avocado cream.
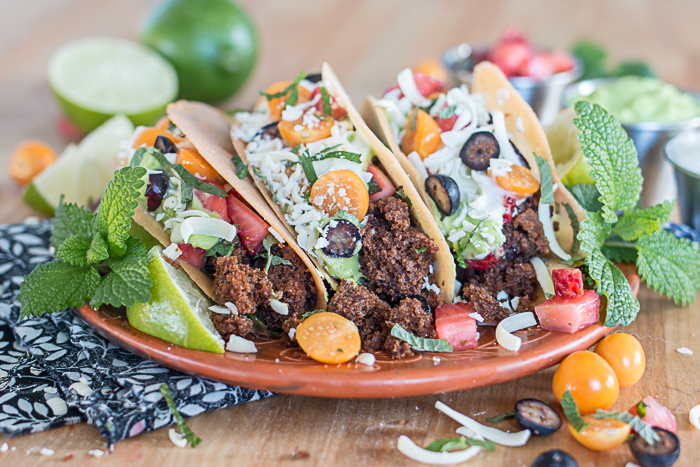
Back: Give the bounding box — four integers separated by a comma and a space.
576, 76, 700, 124
317, 250, 363, 284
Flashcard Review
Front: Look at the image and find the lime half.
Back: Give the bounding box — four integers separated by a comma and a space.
23, 114, 134, 215
127, 246, 224, 353
545, 107, 595, 186
48, 37, 178, 132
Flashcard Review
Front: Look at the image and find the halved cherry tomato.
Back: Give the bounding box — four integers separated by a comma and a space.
412, 59, 449, 84
176, 146, 224, 184
401, 109, 441, 160
489, 164, 540, 198
309, 170, 369, 221
296, 312, 361, 364
629, 396, 677, 433
385, 72, 445, 99
366, 163, 395, 202
178, 243, 207, 270
155, 116, 171, 130
310, 87, 347, 120
265, 80, 313, 121
226, 193, 269, 256
9, 140, 57, 185
435, 303, 479, 351
553, 351, 619, 414
193, 181, 229, 222
595, 333, 646, 388
132, 127, 184, 149
435, 114, 458, 133
278, 117, 334, 147
568, 416, 631, 451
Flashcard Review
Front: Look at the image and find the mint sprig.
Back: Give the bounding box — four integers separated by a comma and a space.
159, 384, 202, 448
592, 408, 660, 445
390, 324, 453, 352
571, 103, 700, 325
534, 153, 554, 204
19, 166, 153, 318
561, 390, 588, 433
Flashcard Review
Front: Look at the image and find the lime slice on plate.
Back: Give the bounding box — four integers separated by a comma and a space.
127, 246, 224, 353
48, 37, 178, 132
545, 106, 595, 186
23, 114, 134, 215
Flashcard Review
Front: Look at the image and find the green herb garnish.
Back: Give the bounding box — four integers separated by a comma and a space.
205, 241, 237, 259
415, 247, 427, 254
390, 324, 453, 352
562, 203, 580, 254
592, 408, 660, 445
246, 313, 280, 336
301, 310, 324, 320
259, 71, 306, 107
393, 187, 412, 208
19, 167, 152, 317
160, 383, 202, 448
261, 235, 292, 272
567, 183, 604, 212
534, 153, 554, 204
172, 165, 227, 198
320, 86, 332, 116
315, 151, 362, 163
561, 390, 588, 433
485, 411, 515, 423
129, 147, 147, 167
253, 168, 279, 202
410, 108, 419, 132
368, 179, 382, 195
298, 150, 318, 188
438, 105, 456, 119
425, 436, 496, 452
231, 153, 248, 180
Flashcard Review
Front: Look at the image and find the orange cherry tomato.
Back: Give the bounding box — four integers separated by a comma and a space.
568, 416, 631, 451
9, 140, 57, 185
489, 164, 540, 198
553, 351, 619, 415
278, 117, 333, 147
595, 333, 646, 388
155, 116, 171, 130
132, 127, 184, 149
401, 108, 441, 160
265, 80, 313, 121
176, 146, 224, 184
296, 312, 361, 364
412, 59, 449, 84
309, 170, 370, 221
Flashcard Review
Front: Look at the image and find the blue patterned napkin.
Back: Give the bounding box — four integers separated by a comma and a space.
0, 220, 272, 447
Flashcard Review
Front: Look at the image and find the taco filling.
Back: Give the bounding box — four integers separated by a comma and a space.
232, 70, 447, 358
375, 68, 572, 323
126, 120, 318, 343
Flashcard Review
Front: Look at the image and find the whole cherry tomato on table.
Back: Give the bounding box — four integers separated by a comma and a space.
595, 333, 646, 388
552, 350, 619, 414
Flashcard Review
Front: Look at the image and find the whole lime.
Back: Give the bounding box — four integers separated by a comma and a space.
140, 0, 258, 104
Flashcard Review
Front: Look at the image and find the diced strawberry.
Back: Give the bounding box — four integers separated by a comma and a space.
366, 163, 395, 202
503, 196, 517, 224
488, 28, 533, 78
629, 397, 677, 433
311, 87, 347, 120
552, 268, 584, 297
534, 289, 600, 333
550, 49, 576, 74
435, 303, 479, 351
520, 52, 557, 81
384, 72, 445, 99
435, 114, 458, 133
178, 243, 207, 270
226, 193, 269, 256
193, 181, 229, 222
466, 252, 501, 270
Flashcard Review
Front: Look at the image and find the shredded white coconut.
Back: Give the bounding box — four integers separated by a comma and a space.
168, 429, 188, 448
677, 347, 694, 355
356, 353, 376, 366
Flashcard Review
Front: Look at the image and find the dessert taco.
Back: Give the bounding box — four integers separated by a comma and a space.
125, 100, 327, 343
230, 63, 456, 358
369, 61, 585, 324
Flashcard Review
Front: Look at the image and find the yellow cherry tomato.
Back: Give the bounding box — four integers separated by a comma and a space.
296, 312, 361, 364
595, 333, 646, 388
9, 140, 57, 185
309, 170, 369, 221
553, 351, 619, 415
568, 416, 631, 450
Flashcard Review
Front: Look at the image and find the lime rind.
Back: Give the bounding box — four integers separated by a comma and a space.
127, 246, 224, 353
546, 107, 595, 186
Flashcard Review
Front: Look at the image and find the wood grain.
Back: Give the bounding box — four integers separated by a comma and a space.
1, 0, 699, 465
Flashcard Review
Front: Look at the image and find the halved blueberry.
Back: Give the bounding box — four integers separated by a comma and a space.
460, 131, 500, 171
531, 450, 578, 467
629, 428, 680, 467
154, 135, 177, 154
321, 219, 361, 258
425, 174, 460, 216
514, 398, 561, 435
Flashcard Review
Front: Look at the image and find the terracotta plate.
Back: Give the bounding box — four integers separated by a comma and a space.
75, 267, 639, 398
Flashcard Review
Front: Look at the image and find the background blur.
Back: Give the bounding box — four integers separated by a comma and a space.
1, 0, 699, 221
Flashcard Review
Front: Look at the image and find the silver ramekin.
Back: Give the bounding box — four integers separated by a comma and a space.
442, 42, 581, 126
665, 131, 700, 233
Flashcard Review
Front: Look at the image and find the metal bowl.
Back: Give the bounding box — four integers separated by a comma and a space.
665, 131, 700, 233
563, 78, 700, 206
442, 42, 581, 126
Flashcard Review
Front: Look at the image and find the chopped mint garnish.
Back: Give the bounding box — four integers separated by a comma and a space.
485, 411, 515, 423
159, 384, 202, 448
592, 408, 660, 445
425, 436, 496, 452
320, 87, 332, 116
301, 310, 324, 320
368, 179, 382, 195
393, 187, 412, 208
298, 150, 318, 188
253, 168, 279, 203
231, 153, 248, 180
410, 108, 419, 132
261, 235, 293, 272
562, 203, 580, 254
142, 147, 227, 198
315, 151, 361, 163
19, 167, 153, 317
259, 71, 306, 106
438, 105, 456, 119
534, 153, 554, 205
561, 390, 588, 433
205, 241, 237, 259
246, 313, 280, 336
415, 247, 427, 254
129, 147, 147, 167
390, 324, 453, 352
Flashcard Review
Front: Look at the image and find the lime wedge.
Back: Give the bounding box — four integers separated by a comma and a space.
545, 107, 595, 186
48, 37, 178, 132
127, 246, 224, 353
23, 115, 134, 215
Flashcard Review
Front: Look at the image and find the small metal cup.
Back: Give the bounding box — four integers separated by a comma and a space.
665, 131, 700, 234
563, 78, 700, 206
442, 42, 581, 126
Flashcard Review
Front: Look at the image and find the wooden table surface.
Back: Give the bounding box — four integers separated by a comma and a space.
1, 0, 700, 465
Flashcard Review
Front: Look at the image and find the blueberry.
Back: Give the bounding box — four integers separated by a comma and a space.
145, 173, 169, 211
460, 131, 500, 171
514, 398, 561, 436
425, 174, 460, 216
154, 135, 177, 154
629, 428, 680, 467
531, 450, 578, 467
321, 219, 361, 258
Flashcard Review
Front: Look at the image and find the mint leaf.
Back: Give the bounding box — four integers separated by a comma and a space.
87, 233, 109, 264
301, 310, 324, 320
390, 324, 453, 352
573, 102, 643, 223
485, 411, 515, 423
561, 390, 588, 433
298, 150, 318, 188
611, 200, 674, 242
90, 238, 151, 308
172, 165, 228, 198
253, 168, 279, 203
129, 147, 147, 167
393, 187, 412, 208
56, 234, 92, 267
534, 153, 554, 204
51, 197, 95, 249
245, 313, 280, 336
315, 151, 362, 163
320, 86, 332, 116
567, 183, 603, 212
159, 384, 202, 448
19, 260, 101, 318
562, 203, 580, 253
439, 105, 456, 119
231, 153, 248, 180
636, 230, 700, 305
601, 244, 638, 264
205, 241, 236, 259
269, 255, 293, 269
95, 166, 146, 258
592, 409, 660, 445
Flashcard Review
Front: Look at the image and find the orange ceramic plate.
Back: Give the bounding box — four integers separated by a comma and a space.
74, 267, 639, 398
